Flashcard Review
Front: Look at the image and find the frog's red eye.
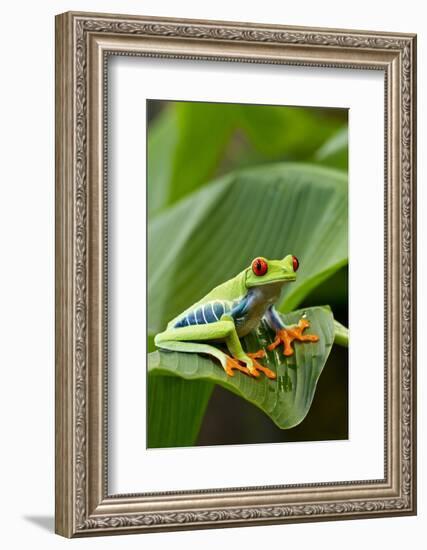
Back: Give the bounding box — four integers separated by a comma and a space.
252, 257, 268, 276
292, 255, 299, 272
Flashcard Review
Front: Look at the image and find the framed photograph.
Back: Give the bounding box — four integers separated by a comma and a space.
55, 11, 417, 537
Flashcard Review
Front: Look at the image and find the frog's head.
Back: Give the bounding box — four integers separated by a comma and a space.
245, 255, 299, 289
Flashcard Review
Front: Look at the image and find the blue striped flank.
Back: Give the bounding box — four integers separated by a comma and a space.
195, 307, 205, 324
174, 300, 232, 328
204, 302, 217, 323
213, 301, 225, 319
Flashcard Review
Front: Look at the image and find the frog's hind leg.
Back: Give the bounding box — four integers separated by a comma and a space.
155, 320, 262, 378
154, 339, 250, 377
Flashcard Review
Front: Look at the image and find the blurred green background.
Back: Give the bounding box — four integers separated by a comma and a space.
147, 99, 348, 447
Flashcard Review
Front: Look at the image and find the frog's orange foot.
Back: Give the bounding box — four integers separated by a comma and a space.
224, 351, 276, 379
267, 318, 319, 357
247, 351, 276, 379
224, 356, 254, 377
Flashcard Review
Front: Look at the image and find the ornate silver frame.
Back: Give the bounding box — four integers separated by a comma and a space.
55, 11, 417, 537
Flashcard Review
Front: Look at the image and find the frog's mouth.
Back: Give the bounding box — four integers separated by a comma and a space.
247, 274, 296, 287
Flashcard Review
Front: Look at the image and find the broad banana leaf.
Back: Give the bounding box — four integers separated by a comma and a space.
148, 306, 335, 446
148, 102, 346, 213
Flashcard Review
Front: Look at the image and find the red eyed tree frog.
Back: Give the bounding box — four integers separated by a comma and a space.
155, 255, 319, 380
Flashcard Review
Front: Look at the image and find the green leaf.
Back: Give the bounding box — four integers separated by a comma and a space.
148, 103, 347, 216
238, 105, 345, 159
147, 106, 179, 217
148, 163, 348, 335
148, 306, 334, 433
314, 126, 348, 170
148, 102, 236, 214
333, 319, 349, 347
147, 375, 214, 448
301, 265, 348, 312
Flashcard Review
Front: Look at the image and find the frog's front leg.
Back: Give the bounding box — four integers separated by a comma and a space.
264, 306, 319, 357
155, 316, 275, 379
220, 315, 276, 379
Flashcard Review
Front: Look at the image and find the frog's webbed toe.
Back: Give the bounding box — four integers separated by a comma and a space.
223, 351, 276, 379
247, 350, 276, 379
267, 318, 319, 357
224, 356, 255, 377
